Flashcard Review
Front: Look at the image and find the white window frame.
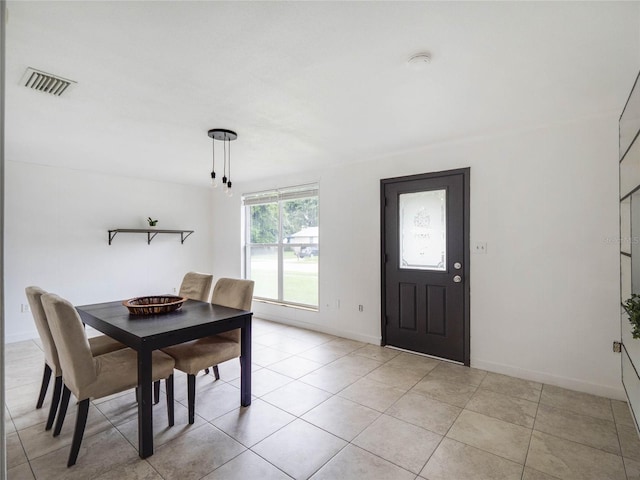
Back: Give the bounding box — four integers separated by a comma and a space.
243, 183, 319, 309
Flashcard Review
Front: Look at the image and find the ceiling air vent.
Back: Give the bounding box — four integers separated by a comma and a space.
21, 67, 76, 96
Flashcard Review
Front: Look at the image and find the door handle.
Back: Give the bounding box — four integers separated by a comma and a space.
453, 275, 462, 283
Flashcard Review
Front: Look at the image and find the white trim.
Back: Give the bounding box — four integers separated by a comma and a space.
6, 316, 627, 401
472, 357, 626, 401
4, 330, 38, 344
6, 326, 136, 345
253, 314, 381, 345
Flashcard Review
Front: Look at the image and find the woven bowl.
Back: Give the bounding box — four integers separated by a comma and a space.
122, 295, 187, 315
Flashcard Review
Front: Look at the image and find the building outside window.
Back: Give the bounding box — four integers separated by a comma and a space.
243, 184, 318, 308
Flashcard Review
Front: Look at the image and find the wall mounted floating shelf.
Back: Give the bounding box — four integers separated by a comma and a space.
108, 229, 195, 245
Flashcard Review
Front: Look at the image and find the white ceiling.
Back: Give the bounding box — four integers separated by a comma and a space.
5, 1, 639, 186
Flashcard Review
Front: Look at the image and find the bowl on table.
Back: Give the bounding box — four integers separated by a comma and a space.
122, 295, 187, 315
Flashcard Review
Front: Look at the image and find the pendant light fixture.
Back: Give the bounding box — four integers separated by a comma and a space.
208, 128, 238, 197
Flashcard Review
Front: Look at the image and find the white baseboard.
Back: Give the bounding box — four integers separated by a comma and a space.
6, 317, 624, 402
4, 330, 38, 344
253, 315, 381, 345
472, 358, 626, 401
5, 326, 101, 344
255, 316, 626, 400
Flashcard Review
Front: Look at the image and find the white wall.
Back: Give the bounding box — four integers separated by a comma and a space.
4, 161, 214, 342
6, 114, 623, 398
213, 114, 623, 399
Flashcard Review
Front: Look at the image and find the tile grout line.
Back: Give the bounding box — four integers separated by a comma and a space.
520, 385, 543, 480
253, 350, 420, 478
375, 362, 449, 475
410, 370, 471, 476
7, 329, 637, 479
532, 425, 629, 461
373, 407, 445, 476
8, 427, 30, 475
534, 388, 628, 459
244, 412, 348, 479
427, 380, 542, 471
609, 398, 630, 480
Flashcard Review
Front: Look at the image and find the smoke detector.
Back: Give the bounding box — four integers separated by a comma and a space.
407, 52, 432, 71
20, 67, 76, 96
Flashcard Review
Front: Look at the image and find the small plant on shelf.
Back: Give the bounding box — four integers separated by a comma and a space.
623, 293, 640, 339
147, 217, 158, 227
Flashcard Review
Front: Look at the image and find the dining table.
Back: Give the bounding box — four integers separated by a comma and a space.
76, 298, 253, 459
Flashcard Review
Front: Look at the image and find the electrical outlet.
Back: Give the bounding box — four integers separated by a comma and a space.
358, 304, 364, 312
21, 303, 30, 314
172, 287, 177, 293
474, 242, 487, 254
613, 341, 622, 353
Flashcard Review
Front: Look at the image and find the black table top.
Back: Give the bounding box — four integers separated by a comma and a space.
76, 299, 251, 347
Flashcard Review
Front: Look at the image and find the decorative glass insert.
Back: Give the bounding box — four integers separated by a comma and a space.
399, 190, 446, 271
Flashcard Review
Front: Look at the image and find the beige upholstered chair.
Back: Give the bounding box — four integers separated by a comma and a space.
41, 293, 176, 467
179, 272, 214, 302
179, 272, 214, 375
163, 278, 254, 424
146, 271, 211, 406
26, 286, 126, 431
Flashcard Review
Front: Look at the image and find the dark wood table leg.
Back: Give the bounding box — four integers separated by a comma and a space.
137, 347, 154, 458
240, 315, 252, 406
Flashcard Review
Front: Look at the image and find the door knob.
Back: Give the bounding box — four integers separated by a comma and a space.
453, 275, 462, 283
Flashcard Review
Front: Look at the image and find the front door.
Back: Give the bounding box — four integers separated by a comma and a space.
381, 168, 470, 365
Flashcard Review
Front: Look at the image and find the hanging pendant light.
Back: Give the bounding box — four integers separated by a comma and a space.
207, 128, 237, 195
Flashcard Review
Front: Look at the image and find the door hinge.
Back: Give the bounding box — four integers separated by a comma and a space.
613, 341, 622, 353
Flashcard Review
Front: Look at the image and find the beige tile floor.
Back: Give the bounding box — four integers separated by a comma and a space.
5, 318, 640, 480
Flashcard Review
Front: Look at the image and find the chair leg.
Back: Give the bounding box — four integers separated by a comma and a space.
187, 374, 196, 425
165, 375, 174, 427
36, 364, 52, 409
45, 376, 63, 431
53, 385, 71, 437
53, 384, 71, 437
212, 365, 220, 380
154, 380, 160, 405
67, 399, 89, 467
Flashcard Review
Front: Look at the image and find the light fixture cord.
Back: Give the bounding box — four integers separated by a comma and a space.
223, 135, 227, 178
211, 136, 215, 174
228, 137, 231, 183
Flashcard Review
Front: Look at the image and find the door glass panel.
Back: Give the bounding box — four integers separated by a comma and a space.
399, 189, 446, 271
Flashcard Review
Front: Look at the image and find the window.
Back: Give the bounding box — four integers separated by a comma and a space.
243, 184, 319, 308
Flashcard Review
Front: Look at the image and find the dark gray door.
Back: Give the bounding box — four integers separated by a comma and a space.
381, 168, 470, 364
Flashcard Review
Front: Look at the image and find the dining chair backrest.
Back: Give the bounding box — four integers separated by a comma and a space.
211, 278, 254, 342
211, 278, 254, 311
41, 293, 97, 398
25, 286, 61, 376
179, 272, 214, 302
